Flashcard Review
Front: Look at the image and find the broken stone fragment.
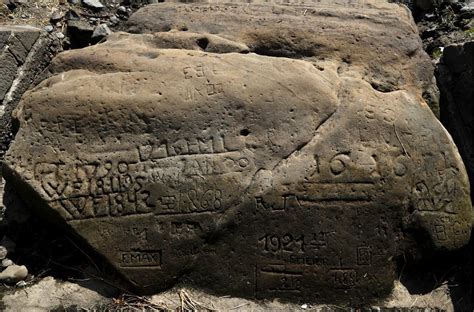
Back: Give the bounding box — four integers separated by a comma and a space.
2, 0, 473, 305
50, 11, 64, 23
91, 24, 112, 42
82, 0, 104, 10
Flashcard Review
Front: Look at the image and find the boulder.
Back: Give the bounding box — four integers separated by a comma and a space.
2, 0, 473, 304
437, 41, 474, 198
0, 26, 61, 165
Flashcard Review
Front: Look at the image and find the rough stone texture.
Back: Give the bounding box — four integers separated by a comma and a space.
437, 41, 474, 198
2, 0, 473, 304
125, 0, 441, 115
0, 25, 61, 165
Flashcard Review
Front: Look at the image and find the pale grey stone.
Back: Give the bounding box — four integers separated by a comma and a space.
0, 265, 27, 284
82, 0, 104, 10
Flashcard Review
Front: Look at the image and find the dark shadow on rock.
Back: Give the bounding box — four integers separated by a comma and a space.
398, 233, 473, 312
0, 181, 125, 298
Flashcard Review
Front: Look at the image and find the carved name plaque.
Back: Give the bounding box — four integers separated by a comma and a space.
2, 2, 473, 304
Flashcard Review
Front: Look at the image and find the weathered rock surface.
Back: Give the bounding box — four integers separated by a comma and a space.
2, 0, 473, 304
0, 25, 60, 163
437, 41, 474, 198
125, 0, 440, 115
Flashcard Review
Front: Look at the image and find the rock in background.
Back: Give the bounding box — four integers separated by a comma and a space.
437, 42, 473, 198
0, 25, 61, 225
0, 25, 60, 163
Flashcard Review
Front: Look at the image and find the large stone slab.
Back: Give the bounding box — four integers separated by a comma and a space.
2, 0, 473, 304
0, 25, 60, 163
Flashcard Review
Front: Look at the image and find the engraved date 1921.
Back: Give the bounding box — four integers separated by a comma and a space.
258, 233, 328, 253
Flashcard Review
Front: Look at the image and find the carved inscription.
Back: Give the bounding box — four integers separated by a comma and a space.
357, 247, 371, 266
35, 158, 233, 220
332, 269, 357, 288
34, 132, 252, 220
183, 63, 218, 79
4, 17, 473, 303
258, 232, 331, 267
255, 185, 373, 212
432, 215, 469, 242
171, 221, 202, 237
154, 189, 222, 215
120, 250, 162, 268
412, 170, 460, 214
138, 135, 241, 161
258, 233, 331, 253
304, 151, 379, 184
256, 264, 303, 294
183, 63, 224, 101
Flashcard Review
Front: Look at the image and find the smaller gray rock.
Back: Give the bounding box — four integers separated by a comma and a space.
44, 25, 54, 33
0, 246, 7, 260
65, 9, 80, 21
82, 0, 104, 10
117, 6, 127, 14
1, 258, 13, 268
50, 11, 63, 23
109, 15, 119, 24
0, 265, 27, 284
68, 0, 79, 4
461, 2, 474, 12
56, 32, 65, 40
92, 24, 111, 40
